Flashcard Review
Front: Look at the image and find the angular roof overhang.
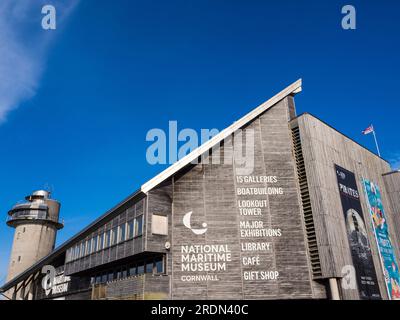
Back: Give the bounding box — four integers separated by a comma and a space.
141, 79, 302, 193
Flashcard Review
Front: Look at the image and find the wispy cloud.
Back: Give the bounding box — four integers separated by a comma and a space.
0, 0, 79, 123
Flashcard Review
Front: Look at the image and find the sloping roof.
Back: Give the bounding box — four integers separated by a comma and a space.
0, 79, 301, 293
141, 79, 302, 193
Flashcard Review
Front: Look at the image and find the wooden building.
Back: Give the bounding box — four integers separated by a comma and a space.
2, 80, 399, 300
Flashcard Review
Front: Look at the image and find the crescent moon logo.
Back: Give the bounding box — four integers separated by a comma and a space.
183, 211, 208, 235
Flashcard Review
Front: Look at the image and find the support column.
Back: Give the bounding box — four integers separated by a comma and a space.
329, 278, 341, 300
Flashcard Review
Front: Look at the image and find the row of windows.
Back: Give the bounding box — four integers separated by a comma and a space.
91, 257, 164, 285
65, 215, 144, 263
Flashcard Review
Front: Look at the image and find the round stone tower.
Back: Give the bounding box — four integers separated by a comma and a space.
6, 190, 63, 282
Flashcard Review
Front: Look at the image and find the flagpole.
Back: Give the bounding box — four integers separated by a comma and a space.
372, 126, 381, 157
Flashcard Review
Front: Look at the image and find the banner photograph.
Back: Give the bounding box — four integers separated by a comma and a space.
334, 165, 381, 300
362, 179, 400, 300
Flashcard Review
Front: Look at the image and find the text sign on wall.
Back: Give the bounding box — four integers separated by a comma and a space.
335, 164, 381, 300
362, 179, 400, 300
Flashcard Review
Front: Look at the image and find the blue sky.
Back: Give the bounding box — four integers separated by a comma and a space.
0, 0, 399, 284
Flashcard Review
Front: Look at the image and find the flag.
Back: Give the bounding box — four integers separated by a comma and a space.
362, 125, 374, 135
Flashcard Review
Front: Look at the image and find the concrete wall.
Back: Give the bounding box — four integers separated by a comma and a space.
7, 222, 56, 282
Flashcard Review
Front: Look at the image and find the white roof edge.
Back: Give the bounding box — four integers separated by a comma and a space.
141, 79, 302, 193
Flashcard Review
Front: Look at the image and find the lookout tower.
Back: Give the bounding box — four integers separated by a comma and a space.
6, 190, 63, 282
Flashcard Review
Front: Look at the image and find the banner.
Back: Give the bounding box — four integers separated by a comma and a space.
335, 165, 381, 300
362, 179, 400, 300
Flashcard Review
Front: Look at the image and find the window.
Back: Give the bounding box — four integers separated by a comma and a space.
85, 240, 89, 255
116, 269, 121, 279
152, 214, 168, 235
129, 265, 137, 276
118, 223, 126, 243
137, 263, 144, 275
105, 230, 111, 248
122, 268, 128, 278
146, 262, 153, 273
18, 256, 21, 262
135, 215, 143, 237
155, 257, 164, 274
80, 242, 85, 258
89, 237, 96, 254
85, 240, 89, 256
101, 274, 107, 283
127, 220, 134, 239
95, 275, 101, 284
98, 233, 104, 250
66, 248, 72, 262
111, 227, 118, 246
108, 272, 114, 282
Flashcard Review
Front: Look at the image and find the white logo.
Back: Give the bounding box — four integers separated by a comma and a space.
183, 211, 208, 235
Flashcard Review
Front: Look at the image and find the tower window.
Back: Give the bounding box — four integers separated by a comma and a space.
18, 256, 21, 262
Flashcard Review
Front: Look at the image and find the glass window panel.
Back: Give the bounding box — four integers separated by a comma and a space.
66, 249, 70, 262
129, 266, 136, 276
155, 258, 163, 274
105, 230, 111, 248
137, 264, 144, 275
135, 215, 143, 237
128, 220, 134, 239
111, 227, 117, 246
108, 272, 114, 282
92, 236, 97, 253
146, 262, 153, 273
98, 233, 104, 250
80, 242, 84, 258
119, 223, 126, 243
